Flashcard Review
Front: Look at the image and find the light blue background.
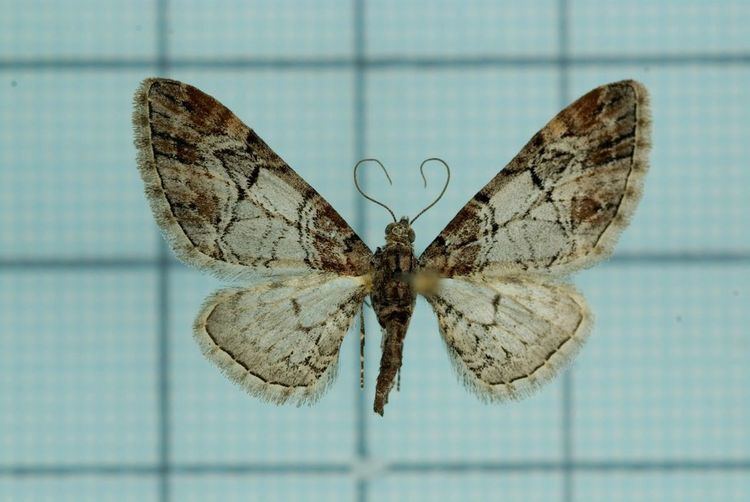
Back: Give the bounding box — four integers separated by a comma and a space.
1, 1, 748, 500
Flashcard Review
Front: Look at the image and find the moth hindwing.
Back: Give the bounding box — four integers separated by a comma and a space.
133, 78, 650, 414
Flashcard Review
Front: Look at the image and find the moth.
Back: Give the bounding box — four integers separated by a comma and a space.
133, 78, 650, 415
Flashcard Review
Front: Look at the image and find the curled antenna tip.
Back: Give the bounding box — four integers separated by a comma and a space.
353, 158, 397, 222
411, 157, 451, 224
419, 167, 428, 188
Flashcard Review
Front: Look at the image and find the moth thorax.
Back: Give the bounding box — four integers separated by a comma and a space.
385, 217, 415, 245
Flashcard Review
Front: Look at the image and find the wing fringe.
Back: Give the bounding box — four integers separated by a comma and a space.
585, 80, 652, 268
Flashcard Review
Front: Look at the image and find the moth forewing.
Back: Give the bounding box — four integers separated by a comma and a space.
419, 79, 651, 278
132, 78, 373, 282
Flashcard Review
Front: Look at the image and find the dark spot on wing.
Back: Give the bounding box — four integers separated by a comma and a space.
571, 197, 603, 226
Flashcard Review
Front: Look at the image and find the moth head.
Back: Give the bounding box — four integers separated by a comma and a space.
385, 217, 415, 244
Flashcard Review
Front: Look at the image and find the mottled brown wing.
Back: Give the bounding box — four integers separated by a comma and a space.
133, 78, 372, 280
419, 80, 651, 278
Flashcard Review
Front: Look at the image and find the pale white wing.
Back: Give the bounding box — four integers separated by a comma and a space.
424, 275, 592, 400
194, 273, 369, 404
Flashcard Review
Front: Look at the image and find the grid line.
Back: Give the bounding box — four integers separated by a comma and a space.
155, 1, 170, 501
558, 1, 574, 501
353, 2, 368, 502
3, 459, 749, 478
2, 52, 750, 70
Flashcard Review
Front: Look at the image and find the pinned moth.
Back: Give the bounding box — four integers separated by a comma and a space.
133, 78, 650, 415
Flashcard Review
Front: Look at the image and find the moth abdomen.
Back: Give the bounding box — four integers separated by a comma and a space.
373, 319, 409, 416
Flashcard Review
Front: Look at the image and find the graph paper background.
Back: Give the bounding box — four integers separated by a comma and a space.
1, 1, 749, 500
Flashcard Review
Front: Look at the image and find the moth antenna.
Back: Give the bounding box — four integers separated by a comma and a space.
410, 157, 451, 224
353, 158, 397, 222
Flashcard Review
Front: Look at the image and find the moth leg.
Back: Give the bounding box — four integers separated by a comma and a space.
360, 304, 366, 390
396, 368, 401, 392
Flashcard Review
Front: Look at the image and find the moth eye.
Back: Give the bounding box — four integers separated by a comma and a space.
385, 223, 395, 234
409, 229, 415, 242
